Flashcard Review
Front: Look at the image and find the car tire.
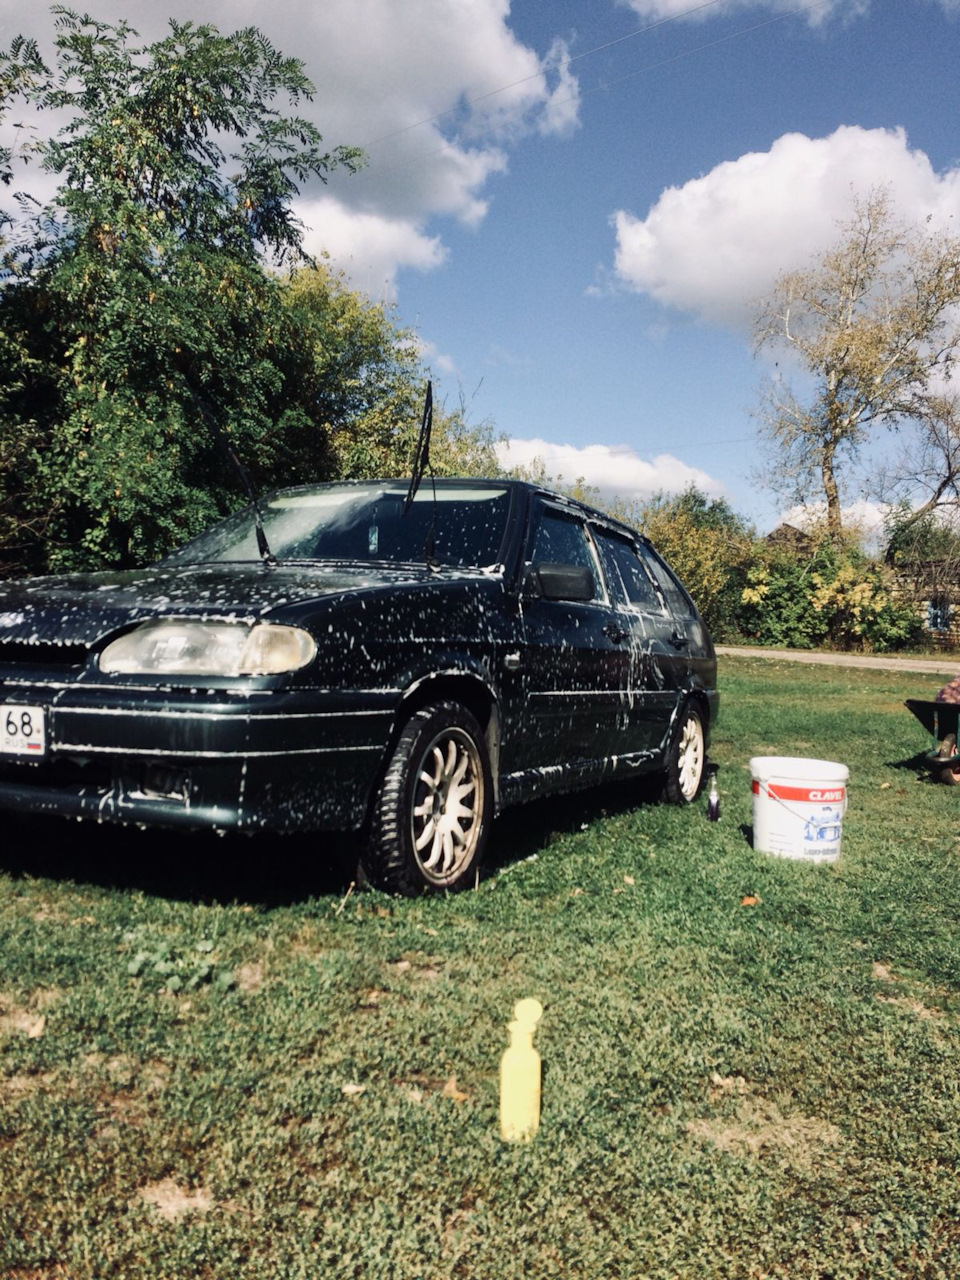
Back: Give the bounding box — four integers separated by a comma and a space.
364, 701, 492, 896
662, 701, 706, 804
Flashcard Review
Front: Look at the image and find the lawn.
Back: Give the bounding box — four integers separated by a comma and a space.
2, 656, 959, 1279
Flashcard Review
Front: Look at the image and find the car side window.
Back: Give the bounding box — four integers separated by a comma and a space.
529, 508, 601, 601
593, 530, 663, 612
639, 544, 695, 617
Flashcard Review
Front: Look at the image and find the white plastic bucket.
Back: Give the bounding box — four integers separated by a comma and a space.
749, 756, 849, 863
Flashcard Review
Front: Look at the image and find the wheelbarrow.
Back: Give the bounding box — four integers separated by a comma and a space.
904, 698, 960, 783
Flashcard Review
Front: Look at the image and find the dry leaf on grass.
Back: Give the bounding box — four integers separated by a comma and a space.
442, 1075, 468, 1103
137, 1179, 212, 1222
341, 1082, 366, 1096
741, 896, 760, 907
235, 962, 263, 993
0, 999, 46, 1039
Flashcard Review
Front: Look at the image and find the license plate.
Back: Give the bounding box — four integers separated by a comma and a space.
1, 704, 46, 755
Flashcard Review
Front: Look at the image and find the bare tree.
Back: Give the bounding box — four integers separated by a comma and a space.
755, 191, 960, 541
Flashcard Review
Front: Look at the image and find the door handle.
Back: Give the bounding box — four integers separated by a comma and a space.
603, 622, 627, 643
669, 630, 689, 649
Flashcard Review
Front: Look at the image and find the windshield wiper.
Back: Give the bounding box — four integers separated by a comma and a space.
402, 382, 441, 570
403, 380, 433, 514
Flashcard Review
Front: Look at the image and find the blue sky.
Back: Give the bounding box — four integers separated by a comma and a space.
4, 0, 960, 531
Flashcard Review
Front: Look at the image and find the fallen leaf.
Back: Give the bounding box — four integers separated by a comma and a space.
570, 887, 584, 897
138, 1179, 212, 1222
341, 1082, 366, 1096
442, 1075, 468, 1103
27, 1015, 46, 1039
236, 962, 264, 993
741, 896, 760, 907
879, 782, 891, 790
623, 875, 635, 886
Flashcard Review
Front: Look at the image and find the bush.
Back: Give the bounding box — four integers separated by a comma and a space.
738, 541, 925, 652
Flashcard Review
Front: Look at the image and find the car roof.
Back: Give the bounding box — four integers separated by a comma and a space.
265, 477, 652, 548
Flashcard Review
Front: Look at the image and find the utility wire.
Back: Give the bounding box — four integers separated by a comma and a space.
575, 0, 832, 100
361, 0, 731, 148
358, 0, 834, 179
362, 0, 833, 152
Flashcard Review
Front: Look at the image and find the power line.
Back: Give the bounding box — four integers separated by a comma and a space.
361, 0, 730, 149
361, 0, 833, 152
358, 0, 834, 180
576, 0, 832, 101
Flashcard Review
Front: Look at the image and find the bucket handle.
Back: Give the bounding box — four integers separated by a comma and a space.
755, 780, 847, 830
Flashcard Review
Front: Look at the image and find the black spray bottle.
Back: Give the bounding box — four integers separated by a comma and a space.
705, 764, 720, 822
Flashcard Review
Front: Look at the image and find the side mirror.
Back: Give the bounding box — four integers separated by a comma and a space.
534, 562, 595, 602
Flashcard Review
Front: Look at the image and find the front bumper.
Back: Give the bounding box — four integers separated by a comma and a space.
0, 683, 395, 832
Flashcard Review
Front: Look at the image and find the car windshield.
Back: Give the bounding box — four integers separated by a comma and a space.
162, 483, 512, 570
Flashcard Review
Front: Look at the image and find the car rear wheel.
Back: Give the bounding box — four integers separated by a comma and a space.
364, 701, 492, 896
662, 702, 705, 804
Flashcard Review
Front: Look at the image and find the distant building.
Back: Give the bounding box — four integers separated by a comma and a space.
893, 557, 960, 650
764, 523, 816, 555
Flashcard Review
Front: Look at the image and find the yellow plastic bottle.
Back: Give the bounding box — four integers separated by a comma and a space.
499, 998, 543, 1143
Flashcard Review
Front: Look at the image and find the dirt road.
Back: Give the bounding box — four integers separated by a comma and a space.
715, 645, 960, 676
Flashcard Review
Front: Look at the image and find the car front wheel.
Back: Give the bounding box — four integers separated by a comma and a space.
662, 702, 705, 804
364, 701, 492, 896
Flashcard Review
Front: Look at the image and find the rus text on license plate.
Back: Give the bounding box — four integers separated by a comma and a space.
1, 704, 46, 755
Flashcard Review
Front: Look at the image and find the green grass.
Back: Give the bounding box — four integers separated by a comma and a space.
2, 656, 960, 1279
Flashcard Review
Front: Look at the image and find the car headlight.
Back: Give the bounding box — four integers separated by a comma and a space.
99, 620, 316, 676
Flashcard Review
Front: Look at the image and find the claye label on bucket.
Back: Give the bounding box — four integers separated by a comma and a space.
752, 782, 845, 803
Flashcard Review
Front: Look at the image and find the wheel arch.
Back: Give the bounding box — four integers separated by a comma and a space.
681, 685, 714, 746
391, 670, 502, 808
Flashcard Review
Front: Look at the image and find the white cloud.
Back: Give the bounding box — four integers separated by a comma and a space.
612, 125, 960, 329
497, 437, 726, 501
0, 0, 579, 291
296, 198, 448, 301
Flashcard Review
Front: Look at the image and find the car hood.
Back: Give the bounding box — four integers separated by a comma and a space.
0, 562, 482, 647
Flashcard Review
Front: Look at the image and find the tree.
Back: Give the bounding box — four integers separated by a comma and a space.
281, 263, 515, 483
755, 191, 960, 542
0, 9, 363, 573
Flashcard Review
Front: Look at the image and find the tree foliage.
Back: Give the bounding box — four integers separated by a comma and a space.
755, 191, 960, 542
0, 9, 365, 575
